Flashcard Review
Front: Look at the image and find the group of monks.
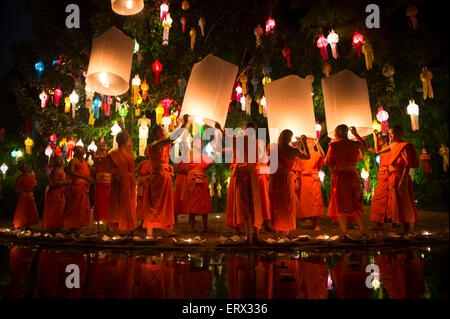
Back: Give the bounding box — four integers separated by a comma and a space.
11, 113, 420, 243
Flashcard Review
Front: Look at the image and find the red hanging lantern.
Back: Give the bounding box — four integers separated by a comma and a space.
316, 34, 329, 60
55, 146, 62, 157
282, 45, 292, 68
181, 16, 187, 33
160, 2, 169, 22
352, 31, 364, 56
67, 137, 76, 158
376, 106, 389, 135
420, 148, 432, 173
265, 17, 275, 34
54, 87, 62, 106
49, 134, 57, 149
152, 60, 163, 85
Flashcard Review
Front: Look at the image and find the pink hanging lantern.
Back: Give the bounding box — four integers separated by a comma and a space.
161, 97, 172, 116
54, 87, 62, 106
352, 31, 364, 56
160, 2, 169, 22
376, 106, 389, 135
106, 96, 112, 116
420, 149, 432, 173
265, 17, 275, 34
315, 122, 322, 139
316, 34, 329, 60
282, 45, 292, 68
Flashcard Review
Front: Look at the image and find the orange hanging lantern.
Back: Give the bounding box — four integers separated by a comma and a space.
152, 60, 162, 85
141, 79, 149, 100
322, 62, 331, 77
24, 137, 34, 154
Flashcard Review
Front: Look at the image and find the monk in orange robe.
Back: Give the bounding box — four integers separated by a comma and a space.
92, 122, 137, 234
13, 164, 39, 229
292, 157, 302, 218
65, 146, 92, 231
43, 155, 69, 231
143, 115, 190, 236
91, 139, 111, 230
225, 163, 243, 233
297, 138, 325, 230
375, 125, 419, 236
256, 144, 274, 231
173, 161, 189, 220
324, 125, 368, 238
368, 132, 390, 230
269, 130, 310, 239
135, 145, 152, 226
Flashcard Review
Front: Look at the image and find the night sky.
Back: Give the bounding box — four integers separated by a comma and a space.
0, 0, 31, 78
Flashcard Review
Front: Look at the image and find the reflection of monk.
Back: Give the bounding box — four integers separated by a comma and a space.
91, 139, 111, 227
324, 125, 368, 238
3, 247, 35, 299
34, 250, 61, 298
13, 164, 39, 229
226, 254, 257, 298
138, 258, 173, 299
85, 255, 110, 299
104, 255, 136, 299
295, 257, 328, 299
172, 258, 212, 299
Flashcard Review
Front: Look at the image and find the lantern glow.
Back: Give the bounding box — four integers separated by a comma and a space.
0, 163, 7, 180
316, 35, 329, 60
265, 17, 275, 34
407, 100, 419, 131
327, 30, 339, 59
111, 0, 144, 16
152, 60, 163, 85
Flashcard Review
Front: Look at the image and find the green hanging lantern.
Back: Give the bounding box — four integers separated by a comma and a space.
119, 106, 128, 117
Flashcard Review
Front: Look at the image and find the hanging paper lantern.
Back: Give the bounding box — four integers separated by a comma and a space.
35, 61, 44, 82
119, 104, 128, 118
265, 17, 275, 34
111, 122, 122, 149
235, 84, 242, 101
181, 16, 187, 33
282, 46, 292, 68
24, 137, 34, 154
39, 91, 49, 109
88, 141, 97, 153
11, 150, 23, 164
439, 144, 449, 172
352, 31, 364, 56
182, 0, 189, 10
198, 17, 206, 37
251, 78, 258, 93
76, 139, 84, 148
382, 65, 395, 92
209, 183, 215, 197
160, 2, 169, 21
155, 104, 164, 125
316, 34, 329, 60
362, 40, 374, 70
169, 111, 177, 130
67, 138, 76, 158
376, 107, 389, 135
361, 168, 371, 191
420, 67, 434, 100
327, 29, 339, 59
254, 25, 263, 47
420, 148, 432, 173
131, 74, 141, 105
372, 120, 381, 137
152, 60, 162, 85
315, 122, 322, 139
161, 116, 171, 132
177, 78, 187, 96
189, 28, 196, 50
240, 74, 248, 95
140, 79, 149, 101
49, 134, 57, 150
85, 86, 94, 109
45, 145, 53, 164
161, 98, 172, 116
405, 4, 419, 30
217, 183, 222, 198
260, 96, 267, 118
86, 27, 135, 96
407, 100, 419, 131
133, 39, 140, 54
111, 0, 144, 15
240, 95, 246, 111
0, 163, 8, 180
262, 65, 272, 86
375, 155, 380, 165
162, 13, 173, 46
69, 90, 79, 119
318, 170, 325, 187
322, 62, 331, 77
54, 87, 62, 106
93, 96, 101, 119
105, 96, 112, 116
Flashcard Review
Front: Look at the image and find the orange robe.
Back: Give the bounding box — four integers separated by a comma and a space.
43, 169, 67, 229
387, 142, 419, 223
93, 155, 111, 222
104, 256, 136, 299
173, 163, 189, 215
270, 143, 298, 231
254, 260, 274, 299
138, 260, 173, 298
226, 257, 257, 298
295, 260, 328, 299
64, 160, 91, 229
34, 250, 61, 298
96, 148, 137, 231
225, 163, 243, 228
182, 156, 213, 215
297, 150, 325, 218
143, 145, 174, 229
4, 247, 35, 299
324, 139, 364, 222
172, 259, 213, 299
136, 160, 152, 221
13, 173, 39, 228
370, 152, 390, 223
273, 259, 298, 299
292, 158, 302, 218
85, 257, 110, 299
331, 261, 372, 299
256, 162, 271, 221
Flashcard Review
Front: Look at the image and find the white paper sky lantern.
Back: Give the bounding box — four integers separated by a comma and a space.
264, 75, 317, 143
111, 0, 144, 16
86, 26, 135, 96
180, 54, 238, 128
322, 70, 373, 138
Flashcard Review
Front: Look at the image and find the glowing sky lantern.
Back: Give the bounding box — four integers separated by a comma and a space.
0, 163, 7, 180
45, 145, 53, 164
111, 0, 144, 15
39, 91, 49, 109
111, 122, 122, 149
407, 99, 419, 131
69, 90, 79, 119
24, 137, 34, 154
352, 31, 364, 56
180, 54, 238, 128
264, 75, 317, 143
54, 87, 62, 106
316, 34, 329, 60
86, 26, 135, 96
376, 106, 389, 135
162, 13, 173, 46
152, 60, 162, 85
322, 70, 373, 138
35, 61, 44, 82
160, 2, 169, 21
265, 16, 275, 34
327, 29, 339, 59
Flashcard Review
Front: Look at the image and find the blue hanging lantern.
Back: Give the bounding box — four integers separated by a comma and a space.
35, 61, 44, 82
93, 97, 101, 119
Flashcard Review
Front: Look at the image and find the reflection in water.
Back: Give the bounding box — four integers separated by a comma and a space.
0, 246, 446, 299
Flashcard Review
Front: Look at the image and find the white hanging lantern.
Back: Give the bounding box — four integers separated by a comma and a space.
162, 13, 173, 46
45, 145, 53, 164
0, 163, 7, 180
111, 0, 144, 16
327, 29, 339, 59
88, 141, 97, 153
162, 116, 171, 131
86, 26, 135, 96
69, 90, 79, 119
138, 115, 150, 157
407, 99, 419, 131
111, 122, 122, 149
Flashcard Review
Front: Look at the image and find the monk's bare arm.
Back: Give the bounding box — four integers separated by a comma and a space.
68, 159, 90, 181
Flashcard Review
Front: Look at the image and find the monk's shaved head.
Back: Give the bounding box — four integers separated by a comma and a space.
335, 124, 348, 139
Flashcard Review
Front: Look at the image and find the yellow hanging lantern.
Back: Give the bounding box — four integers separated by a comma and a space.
131, 74, 141, 105
162, 13, 173, 46
169, 112, 177, 130
155, 104, 164, 125
209, 183, 215, 197
439, 144, 449, 172
322, 62, 331, 77
24, 137, 34, 154
240, 74, 248, 95
189, 28, 196, 51
420, 67, 433, 100
138, 115, 150, 157
216, 183, 222, 198
88, 106, 96, 125
362, 40, 374, 70
256, 97, 262, 114
64, 97, 71, 113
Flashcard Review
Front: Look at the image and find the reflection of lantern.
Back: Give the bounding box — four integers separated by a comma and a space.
155, 104, 164, 125
162, 13, 173, 46
315, 122, 322, 139
111, 0, 144, 15
420, 67, 433, 100
111, 122, 122, 149
405, 4, 418, 30
54, 87, 62, 106
35, 61, 44, 82
141, 79, 149, 100
45, 145, 53, 164
40, 91, 49, 109
420, 149, 432, 173
376, 107, 389, 135
152, 60, 162, 85
180, 54, 238, 128
264, 75, 317, 142
69, 90, 79, 119
327, 29, 339, 59
318, 170, 325, 187
322, 70, 373, 138
282, 46, 292, 68
407, 100, 419, 131
86, 26, 135, 96
0, 163, 7, 180
316, 34, 328, 60
24, 137, 34, 154
352, 31, 364, 56
160, 2, 169, 21
265, 17, 275, 34
254, 24, 263, 47
361, 168, 370, 191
